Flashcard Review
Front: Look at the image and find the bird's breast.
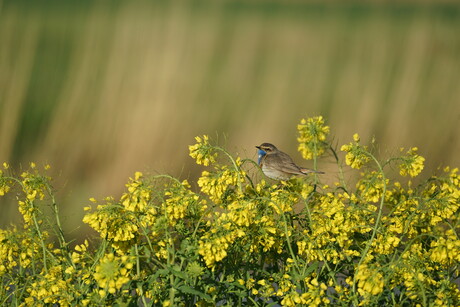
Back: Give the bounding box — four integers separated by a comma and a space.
261, 164, 291, 181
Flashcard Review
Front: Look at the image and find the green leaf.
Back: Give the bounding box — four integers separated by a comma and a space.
177, 285, 212, 301
302, 261, 319, 277
170, 267, 188, 280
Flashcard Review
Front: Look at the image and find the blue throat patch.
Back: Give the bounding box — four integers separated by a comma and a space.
257, 149, 266, 165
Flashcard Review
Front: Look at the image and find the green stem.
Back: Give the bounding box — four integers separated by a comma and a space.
9, 176, 49, 272
215, 147, 243, 193
90, 238, 108, 271
30, 201, 48, 273
163, 199, 177, 304
135, 244, 149, 307
299, 193, 335, 279
313, 142, 319, 184
135, 243, 141, 276
330, 145, 348, 191
47, 186, 74, 267
270, 199, 301, 274
139, 224, 166, 268
151, 174, 183, 185
351, 154, 387, 301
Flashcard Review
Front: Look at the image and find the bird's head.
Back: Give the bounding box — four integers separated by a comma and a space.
256, 143, 278, 154
256, 143, 278, 165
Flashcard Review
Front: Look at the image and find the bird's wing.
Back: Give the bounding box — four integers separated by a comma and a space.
300, 167, 325, 174
266, 151, 304, 175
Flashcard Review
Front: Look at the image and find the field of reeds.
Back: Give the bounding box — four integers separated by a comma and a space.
1, 1, 460, 236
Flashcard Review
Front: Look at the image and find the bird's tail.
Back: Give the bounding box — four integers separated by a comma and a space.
300, 168, 325, 175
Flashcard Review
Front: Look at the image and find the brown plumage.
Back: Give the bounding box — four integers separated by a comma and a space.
256, 143, 324, 180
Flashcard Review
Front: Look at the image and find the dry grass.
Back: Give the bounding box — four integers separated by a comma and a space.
1, 1, 460, 232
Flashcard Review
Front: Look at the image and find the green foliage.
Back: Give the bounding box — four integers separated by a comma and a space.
0, 117, 459, 306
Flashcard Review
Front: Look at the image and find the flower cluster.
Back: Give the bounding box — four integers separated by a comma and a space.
399, 147, 425, 177
163, 179, 203, 226
341, 133, 371, 169
356, 171, 387, 203
281, 277, 330, 307
83, 196, 139, 244
189, 135, 217, 166
297, 115, 330, 160
0, 162, 12, 196
297, 192, 371, 264
429, 230, 460, 266
0, 227, 33, 275
25, 265, 74, 305
197, 166, 244, 204
15, 163, 51, 227
93, 253, 134, 297
354, 263, 384, 298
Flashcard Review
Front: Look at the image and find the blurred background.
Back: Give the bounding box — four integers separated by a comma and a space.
1, 1, 460, 238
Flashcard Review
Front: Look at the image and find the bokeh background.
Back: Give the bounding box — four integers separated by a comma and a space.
1, 1, 460, 238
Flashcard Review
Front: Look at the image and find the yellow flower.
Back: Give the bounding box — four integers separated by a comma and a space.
0, 184, 10, 196
65, 266, 75, 274
163, 182, 202, 226
372, 234, 401, 254
26, 266, 73, 304
93, 253, 133, 296
353, 133, 360, 142
297, 116, 330, 160
341, 134, 370, 169
83, 199, 138, 246
399, 147, 425, 177
198, 229, 245, 268
357, 171, 387, 203
429, 236, 460, 265
355, 264, 384, 297
189, 135, 218, 166
197, 167, 244, 204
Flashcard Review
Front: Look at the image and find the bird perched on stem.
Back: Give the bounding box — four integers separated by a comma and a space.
256, 143, 324, 180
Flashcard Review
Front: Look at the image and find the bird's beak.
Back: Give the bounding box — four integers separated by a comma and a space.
255, 145, 261, 149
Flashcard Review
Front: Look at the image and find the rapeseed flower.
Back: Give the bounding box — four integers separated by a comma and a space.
83, 199, 139, 244
93, 253, 133, 296
372, 233, 400, 254
121, 171, 151, 212
429, 234, 460, 266
399, 147, 425, 177
297, 115, 330, 160
0, 175, 11, 195
198, 230, 243, 268
355, 263, 384, 297
197, 166, 244, 204
0, 228, 21, 275
26, 266, 73, 305
189, 135, 217, 166
357, 171, 387, 203
341, 134, 371, 169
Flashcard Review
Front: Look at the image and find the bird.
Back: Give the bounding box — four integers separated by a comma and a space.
256, 143, 324, 180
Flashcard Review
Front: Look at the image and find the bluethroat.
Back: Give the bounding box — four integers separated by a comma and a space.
256, 143, 324, 180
